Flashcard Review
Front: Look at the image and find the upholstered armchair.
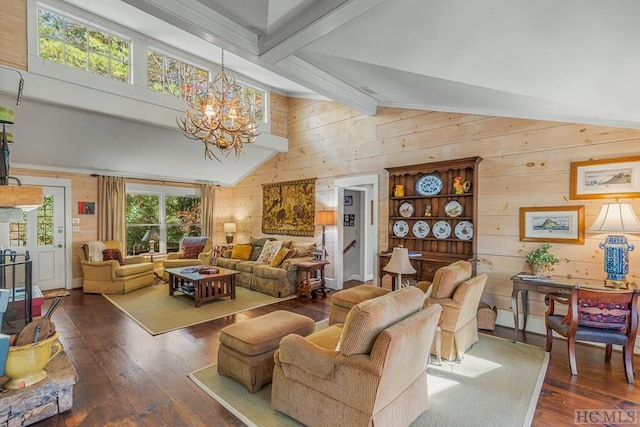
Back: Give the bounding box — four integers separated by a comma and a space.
545, 287, 639, 384
80, 240, 155, 294
162, 236, 213, 280
272, 287, 442, 427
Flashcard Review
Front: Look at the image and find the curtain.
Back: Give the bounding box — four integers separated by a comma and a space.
201, 184, 217, 239
98, 175, 126, 243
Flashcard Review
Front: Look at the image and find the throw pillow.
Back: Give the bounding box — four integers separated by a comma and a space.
249, 237, 276, 261
256, 240, 283, 263
270, 248, 294, 267
291, 241, 317, 258
575, 299, 630, 331
102, 248, 125, 266
231, 244, 252, 260
181, 244, 204, 259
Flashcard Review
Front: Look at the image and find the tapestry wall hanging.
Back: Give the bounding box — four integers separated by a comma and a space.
262, 178, 316, 236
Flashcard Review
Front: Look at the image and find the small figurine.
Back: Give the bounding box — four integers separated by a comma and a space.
393, 184, 405, 197
424, 205, 432, 217
453, 176, 465, 194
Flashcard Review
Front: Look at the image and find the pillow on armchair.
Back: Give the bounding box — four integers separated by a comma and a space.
102, 248, 125, 265
181, 244, 204, 259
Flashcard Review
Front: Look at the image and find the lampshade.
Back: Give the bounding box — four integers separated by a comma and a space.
383, 247, 417, 275
588, 203, 640, 233
315, 210, 336, 226
224, 223, 237, 233
0, 185, 44, 211
141, 228, 160, 242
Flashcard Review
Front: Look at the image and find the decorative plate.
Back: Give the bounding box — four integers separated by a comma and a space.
455, 221, 473, 240
393, 220, 409, 237
399, 201, 414, 217
412, 220, 430, 238
444, 200, 463, 217
415, 174, 443, 196
433, 221, 452, 239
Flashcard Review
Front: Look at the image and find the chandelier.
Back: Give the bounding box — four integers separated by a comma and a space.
177, 49, 259, 161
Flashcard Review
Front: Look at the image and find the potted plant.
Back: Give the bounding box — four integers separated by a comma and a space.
526, 244, 564, 276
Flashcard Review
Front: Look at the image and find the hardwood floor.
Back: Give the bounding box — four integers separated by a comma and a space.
25, 283, 640, 426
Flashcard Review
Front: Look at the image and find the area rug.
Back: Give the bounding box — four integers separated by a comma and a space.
103, 283, 296, 335
42, 289, 71, 299
188, 334, 548, 427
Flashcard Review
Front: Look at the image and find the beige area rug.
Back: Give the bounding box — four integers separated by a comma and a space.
188, 333, 549, 427
103, 283, 296, 335
42, 289, 71, 299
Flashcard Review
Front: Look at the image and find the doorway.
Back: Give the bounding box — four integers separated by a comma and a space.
0, 177, 72, 291
333, 175, 378, 290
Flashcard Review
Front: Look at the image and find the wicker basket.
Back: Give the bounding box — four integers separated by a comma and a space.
477, 302, 497, 331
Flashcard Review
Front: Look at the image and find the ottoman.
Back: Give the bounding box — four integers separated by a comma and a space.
218, 310, 316, 392
329, 285, 390, 325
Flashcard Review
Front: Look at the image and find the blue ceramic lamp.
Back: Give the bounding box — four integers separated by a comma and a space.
588, 202, 640, 289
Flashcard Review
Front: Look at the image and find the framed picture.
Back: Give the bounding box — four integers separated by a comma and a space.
262, 178, 316, 236
78, 201, 96, 215
570, 156, 640, 199
344, 214, 355, 227
344, 195, 353, 206
519, 206, 585, 244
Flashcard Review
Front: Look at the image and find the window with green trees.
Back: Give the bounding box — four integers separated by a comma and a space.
238, 84, 266, 123
126, 193, 201, 255
38, 7, 130, 82
147, 50, 209, 102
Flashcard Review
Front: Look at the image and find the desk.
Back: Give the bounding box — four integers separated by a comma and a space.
510, 273, 638, 343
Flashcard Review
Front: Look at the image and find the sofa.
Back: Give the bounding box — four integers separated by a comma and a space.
271, 286, 442, 426
80, 240, 155, 294
216, 237, 316, 297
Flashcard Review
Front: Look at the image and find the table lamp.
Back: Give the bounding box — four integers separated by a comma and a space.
142, 228, 160, 253
383, 246, 416, 288
224, 223, 237, 244
315, 210, 336, 259
587, 202, 640, 289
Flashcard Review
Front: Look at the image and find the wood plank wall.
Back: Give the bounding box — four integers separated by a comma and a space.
270, 91, 288, 138
231, 98, 640, 322
0, 0, 27, 70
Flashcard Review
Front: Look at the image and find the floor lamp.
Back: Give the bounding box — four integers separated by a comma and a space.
315, 210, 336, 260
588, 202, 640, 289
383, 246, 416, 289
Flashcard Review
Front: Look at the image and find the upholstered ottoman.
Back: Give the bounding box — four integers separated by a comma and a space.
217, 310, 316, 392
329, 285, 390, 325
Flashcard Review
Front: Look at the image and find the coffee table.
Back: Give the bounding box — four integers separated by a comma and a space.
166, 266, 239, 307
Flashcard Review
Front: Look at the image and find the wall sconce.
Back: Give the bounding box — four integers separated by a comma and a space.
588, 202, 640, 289
315, 210, 336, 260
383, 246, 416, 289
224, 222, 237, 244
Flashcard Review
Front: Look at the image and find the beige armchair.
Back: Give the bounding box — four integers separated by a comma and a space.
425, 273, 489, 361
80, 240, 155, 294
272, 287, 442, 427
162, 236, 213, 280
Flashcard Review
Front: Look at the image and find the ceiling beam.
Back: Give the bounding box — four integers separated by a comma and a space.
258, 0, 385, 64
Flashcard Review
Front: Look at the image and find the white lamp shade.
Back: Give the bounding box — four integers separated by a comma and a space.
142, 228, 160, 242
224, 223, 237, 233
383, 247, 417, 275
588, 203, 640, 233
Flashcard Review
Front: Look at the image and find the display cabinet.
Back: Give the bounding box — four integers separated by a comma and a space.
380, 156, 482, 284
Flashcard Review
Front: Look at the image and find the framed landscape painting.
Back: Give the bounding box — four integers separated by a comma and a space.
570, 156, 640, 199
519, 206, 585, 244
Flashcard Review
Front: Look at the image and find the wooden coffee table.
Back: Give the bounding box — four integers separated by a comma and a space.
166, 266, 239, 307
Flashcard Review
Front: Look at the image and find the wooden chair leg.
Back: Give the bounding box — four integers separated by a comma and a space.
623, 344, 635, 384
545, 326, 553, 352
568, 336, 578, 376
605, 344, 612, 363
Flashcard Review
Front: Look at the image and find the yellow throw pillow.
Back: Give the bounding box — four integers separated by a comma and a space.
231, 244, 252, 260
270, 248, 292, 267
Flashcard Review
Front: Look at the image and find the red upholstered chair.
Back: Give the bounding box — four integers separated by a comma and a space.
544, 287, 639, 384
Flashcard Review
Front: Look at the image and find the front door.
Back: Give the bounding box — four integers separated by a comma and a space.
10, 186, 67, 291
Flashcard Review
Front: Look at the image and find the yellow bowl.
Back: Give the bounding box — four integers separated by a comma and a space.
3, 332, 62, 389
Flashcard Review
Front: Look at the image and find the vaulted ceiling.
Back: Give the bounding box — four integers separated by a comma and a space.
7, 0, 640, 185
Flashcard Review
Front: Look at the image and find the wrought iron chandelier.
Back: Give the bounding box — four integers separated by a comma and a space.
177, 49, 259, 161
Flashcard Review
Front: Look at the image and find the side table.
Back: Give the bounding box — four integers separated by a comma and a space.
296, 260, 329, 299
141, 252, 166, 279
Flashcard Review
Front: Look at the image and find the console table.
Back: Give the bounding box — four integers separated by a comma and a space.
510, 273, 638, 343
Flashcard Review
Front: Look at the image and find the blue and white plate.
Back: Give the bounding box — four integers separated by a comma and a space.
455, 221, 473, 240
433, 221, 451, 239
415, 174, 443, 196
413, 220, 430, 238
393, 220, 409, 237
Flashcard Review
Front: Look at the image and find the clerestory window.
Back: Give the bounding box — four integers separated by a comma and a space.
147, 50, 209, 103
37, 7, 130, 82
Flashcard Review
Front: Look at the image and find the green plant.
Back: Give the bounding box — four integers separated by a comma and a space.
526, 244, 564, 274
